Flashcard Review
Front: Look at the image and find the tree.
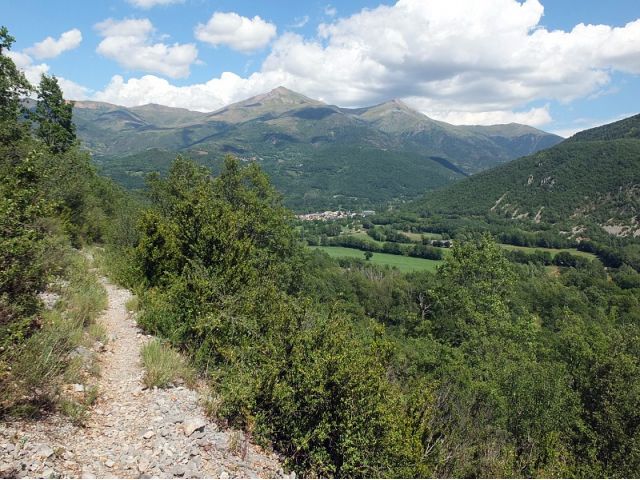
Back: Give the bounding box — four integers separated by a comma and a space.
364, 251, 373, 261
34, 74, 75, 154
430, 233, 517, 344
0, 29, 49, 346
0, 26, 31, 146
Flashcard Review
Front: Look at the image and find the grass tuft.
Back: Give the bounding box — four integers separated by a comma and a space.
125, 295, 139, 313
140, 339, 195, 389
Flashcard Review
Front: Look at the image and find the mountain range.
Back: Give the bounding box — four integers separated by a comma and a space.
415, 113, 640, 238
70, 87, 562, 211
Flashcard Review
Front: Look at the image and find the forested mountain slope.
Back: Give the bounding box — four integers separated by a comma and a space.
415, 114, 640, 236
70, 87, 561, 210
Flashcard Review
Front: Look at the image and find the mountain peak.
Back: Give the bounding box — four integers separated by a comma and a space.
364, 98, 431, 119
268, 86, 297, 96
207, 86, 322, 122
384, 98, 412, 109
251, 86, 321, 106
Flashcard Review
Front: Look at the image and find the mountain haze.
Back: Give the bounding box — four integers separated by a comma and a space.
71, 87, 562, 210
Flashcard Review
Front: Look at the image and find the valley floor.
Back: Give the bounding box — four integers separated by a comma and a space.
0, 276, 284, 479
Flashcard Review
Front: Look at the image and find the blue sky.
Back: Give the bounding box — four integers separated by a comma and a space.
1, 0, 639, 136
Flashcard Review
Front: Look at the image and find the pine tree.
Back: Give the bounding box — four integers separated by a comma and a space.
34, 74, 76, 154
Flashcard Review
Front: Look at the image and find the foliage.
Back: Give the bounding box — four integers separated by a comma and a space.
131, 156, 428, 477
0, 26, 30, 145
0, 252, 106, 417
34, 74, 76, 154
0, 27, 123, 420
413, 115, 640, 234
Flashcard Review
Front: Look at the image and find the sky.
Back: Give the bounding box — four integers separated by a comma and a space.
1, 0, 639, 136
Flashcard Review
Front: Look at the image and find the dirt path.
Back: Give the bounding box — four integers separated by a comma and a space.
0, 278, 286, 479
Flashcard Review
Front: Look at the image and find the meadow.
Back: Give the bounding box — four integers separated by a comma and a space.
311, 246, 442, 272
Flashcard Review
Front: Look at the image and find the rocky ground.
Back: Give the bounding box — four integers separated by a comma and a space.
0, 279, 288, 479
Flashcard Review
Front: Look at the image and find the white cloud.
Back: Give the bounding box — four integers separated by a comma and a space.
25, 29, 82, 59
551, 113, 635, 138
91, 0, 640, 126
127, 0, 184, 8
7, 51, 90, 100
195, 12, 277, 53
57, 77, 92, 100
93, 71, 286, 111
95, 18, 198, 78
7, 51, 49, 85
324, 5, 337, 17
426, 104, 553, 127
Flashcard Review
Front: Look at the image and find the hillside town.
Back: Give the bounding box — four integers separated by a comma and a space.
296, 210, 376, 221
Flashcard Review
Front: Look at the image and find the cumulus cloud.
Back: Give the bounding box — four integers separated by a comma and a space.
25, 29, 82, 59
95, 18, 198, 78
195, 12, 277, 53
93, 71, 286, 111
7, 51, 90, 100
91, 0, 640, 125
127, 0, 184, 8
7, 51, 49, 85
420, 104, 553, 127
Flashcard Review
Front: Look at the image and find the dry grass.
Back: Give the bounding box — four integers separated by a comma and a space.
140, 339, 196, 389
0, 251, 107, 418
125, 295, 139, 313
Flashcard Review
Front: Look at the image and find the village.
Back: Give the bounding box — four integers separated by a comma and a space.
296, 210, 376, 221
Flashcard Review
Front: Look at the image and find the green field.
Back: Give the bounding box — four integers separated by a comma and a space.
311, 242, 595, 275
312, 246, 442, 273
498, 244, 597, 259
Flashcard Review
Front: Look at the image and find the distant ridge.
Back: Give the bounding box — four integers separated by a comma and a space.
71, 86, 563, 211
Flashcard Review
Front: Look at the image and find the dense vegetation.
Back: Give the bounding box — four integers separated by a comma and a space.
98, 149, 640, 477
3, 26, 640, 478
414, 115, 640, 233
96, 145, 463, 212
0, 27, 129, 416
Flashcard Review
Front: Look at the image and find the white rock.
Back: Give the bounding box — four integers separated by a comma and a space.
183, 417, 207, 437
142, 430, 155, 439
220, 471, 229, 479
138, 458, 150, 473
42, 468, 55, 478
105, 459, 115, 468
73, 384, 85, 392
35, 445, 54, 459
